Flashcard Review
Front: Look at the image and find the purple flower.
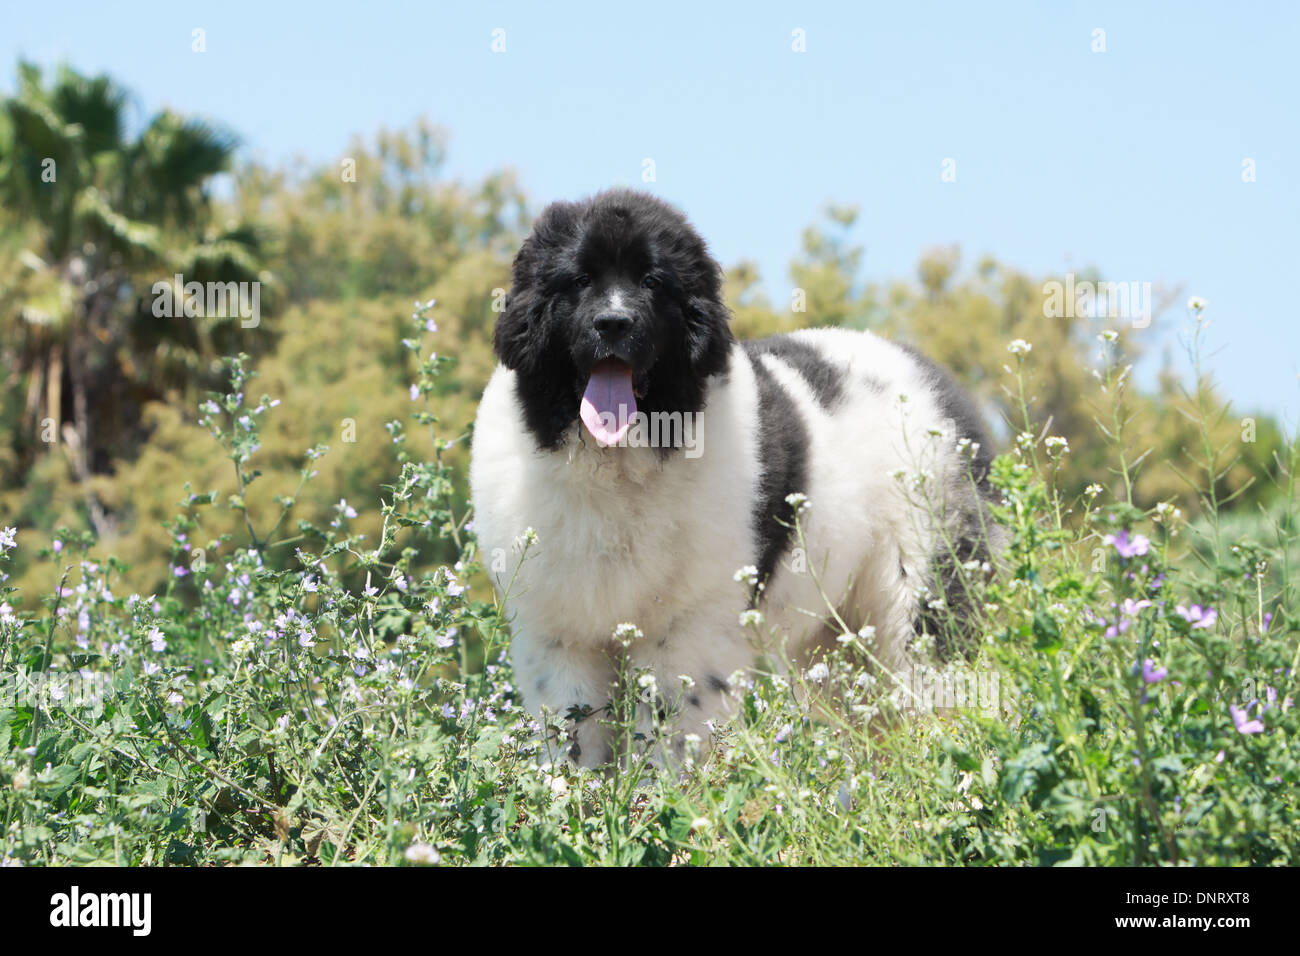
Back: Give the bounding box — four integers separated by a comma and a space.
172, 564, 190, 578
1229, 704, 1264, 734
1176, 604, 1217, 629
1261, 685, 1294, 711
1105, 598, 1152, 637
1104, 529, 1150, 559
1141, 659, 1167, 684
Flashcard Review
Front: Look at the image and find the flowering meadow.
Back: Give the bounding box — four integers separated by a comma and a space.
0, 303, 1296, 866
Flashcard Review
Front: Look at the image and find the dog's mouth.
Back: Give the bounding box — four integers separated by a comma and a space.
580, 358, 639, 446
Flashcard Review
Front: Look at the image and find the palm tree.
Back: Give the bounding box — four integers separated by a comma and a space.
0, 62, 263, 537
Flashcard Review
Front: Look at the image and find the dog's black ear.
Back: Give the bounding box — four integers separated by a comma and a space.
493, 239, 548, 373
683, 278, 735, 378
494, 287, 545, 373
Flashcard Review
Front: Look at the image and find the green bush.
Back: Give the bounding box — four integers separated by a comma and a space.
0, 304, 1295, 866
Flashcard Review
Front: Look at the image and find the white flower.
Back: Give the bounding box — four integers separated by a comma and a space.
678, 674, 696, 688
1099, 329, 1119, 344
689, 816, 711, 832
1187, 296, 1207, 313
733, 565, 760, 586
1007, 339, 1032, 356
166, 692, 184, 707
443, 567, 465, 596
0, 527, 16, 551
613, 622, 643, 646
1045, 436, 1070, 455
404, 842, 441, 865
148, 627, 167, 653
738, 608, 764, 627
804, 662, 830, 683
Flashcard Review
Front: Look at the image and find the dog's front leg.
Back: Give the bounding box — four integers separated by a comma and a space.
511, 630, 617, 769
627, 608, 752, 768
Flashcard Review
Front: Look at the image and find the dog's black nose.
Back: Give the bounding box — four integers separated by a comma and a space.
594, 311, 633, 336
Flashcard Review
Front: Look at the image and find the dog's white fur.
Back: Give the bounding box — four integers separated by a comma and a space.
470, 326, 989, 768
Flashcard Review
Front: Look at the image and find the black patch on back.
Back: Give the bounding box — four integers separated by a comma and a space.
741, 349, 810, 592
897, 342, 996, 491
745, 336, 846, 411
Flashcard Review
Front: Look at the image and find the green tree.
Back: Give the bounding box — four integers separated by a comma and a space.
0, 62, 262, 535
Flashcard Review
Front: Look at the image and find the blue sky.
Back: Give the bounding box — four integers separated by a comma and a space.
5, 1, 1298, 422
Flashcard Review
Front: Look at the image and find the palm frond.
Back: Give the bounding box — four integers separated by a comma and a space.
50, 66, 127, 156
73, 187, 165, 260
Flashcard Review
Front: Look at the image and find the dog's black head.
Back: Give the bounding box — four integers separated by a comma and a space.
494, 189, 734, 450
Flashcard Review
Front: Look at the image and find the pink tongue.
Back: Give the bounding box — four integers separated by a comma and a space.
580, 359, 637, 445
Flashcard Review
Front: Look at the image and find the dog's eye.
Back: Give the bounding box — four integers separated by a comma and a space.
573, 274, 591, 290
642, 275, 659, 290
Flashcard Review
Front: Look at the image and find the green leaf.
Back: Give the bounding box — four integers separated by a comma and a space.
35, 764, 81, 799
1032, 608, 1062, 654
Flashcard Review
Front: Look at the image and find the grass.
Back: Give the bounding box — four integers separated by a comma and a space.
0, 302, 1296, 866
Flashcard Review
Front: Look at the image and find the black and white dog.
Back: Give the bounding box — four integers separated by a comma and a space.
470, 190, 998, 767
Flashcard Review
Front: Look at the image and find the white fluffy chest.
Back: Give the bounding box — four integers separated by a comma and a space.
523, 442, 704, 637
470, 361, 761, 647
